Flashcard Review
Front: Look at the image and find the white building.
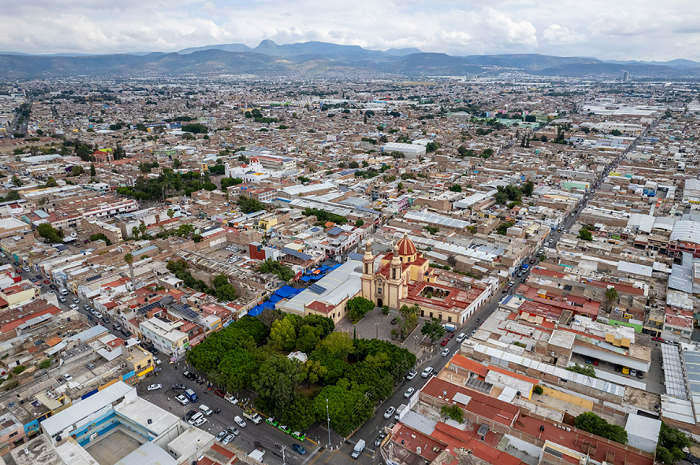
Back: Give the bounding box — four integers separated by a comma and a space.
382, 142, 426, 159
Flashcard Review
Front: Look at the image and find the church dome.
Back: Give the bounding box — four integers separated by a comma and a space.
397, 234, 417, 257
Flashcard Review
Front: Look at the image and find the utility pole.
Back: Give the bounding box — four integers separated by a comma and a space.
326, 398, 331, 448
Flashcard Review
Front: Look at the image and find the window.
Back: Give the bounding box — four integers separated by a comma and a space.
137, 365, 142, 370
429, 312, 433, 318
448, 316, 452, 322
377, 287, 382, 294
9, 431, 18, 438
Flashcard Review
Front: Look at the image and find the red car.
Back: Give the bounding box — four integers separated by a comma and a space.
214, 389, 226, 398
44, 279, 49, 284
449, 333, 455, 339
440, 338, 449, 346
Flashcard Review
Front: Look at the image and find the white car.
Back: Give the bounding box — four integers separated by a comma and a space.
421, 366, 434, 378
405, 371, 417, 380
383, 406, 396, 419
69, 304, 79, 310
224, 393, 237, 404
175, 395, 189, 405
193, 417, 207, 427
404, 387, 415, 398
154, 358, 161, 365
441, 348, 450, 357
234, 415, 246, 428
63, 373, 73, 381
147, 383, 162, 391
455, 333, 466, 342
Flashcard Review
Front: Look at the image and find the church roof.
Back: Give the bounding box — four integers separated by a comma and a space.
397, 234, 417, 256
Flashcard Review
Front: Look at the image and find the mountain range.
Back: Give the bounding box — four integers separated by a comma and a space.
1, 40, 699, 79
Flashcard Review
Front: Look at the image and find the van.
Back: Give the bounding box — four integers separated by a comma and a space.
199, 404, 213, 416
60, 288, 68, 296
185, 388, 198, 403
188, 412, 203, 425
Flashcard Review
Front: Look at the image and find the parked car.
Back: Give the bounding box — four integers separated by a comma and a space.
172, 383, 186, 391
383, 406, 396, 419
278, 424, 291, 434
216, 431, 227, 442
404, 387, 415, 398
390, 317, 398, 325
63, 374, 73, 381
234, 416, 246, 428
292, 431, 306, 441
441, 347, 450, 357
406, 370, 417, 380
224, 393, 237, 404
266, 417, 279, 427
69, 304, 79, 310
214, 389, 226, 398
193, 417, 207, 427
440, 338, 449, 346
101, 317, 109, 324
374, 432, 386, 447
421, 366, 433, 378
85, 363, 95, 370
455, 333, 466, 342
147, 384, 162, 391
58, 296, 66, 303
222, 434, 234, 445
227, 426, 240, 436
113, 323, 122, 331
175, 395, 189, 405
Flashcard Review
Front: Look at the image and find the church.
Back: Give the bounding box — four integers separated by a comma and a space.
361, 234, 494, 325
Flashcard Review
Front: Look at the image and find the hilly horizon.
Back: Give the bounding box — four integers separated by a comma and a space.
0, 39, 699, 79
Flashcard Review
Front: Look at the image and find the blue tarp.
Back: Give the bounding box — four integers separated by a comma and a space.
275, 285, 300, 299
269, 294, 283, 303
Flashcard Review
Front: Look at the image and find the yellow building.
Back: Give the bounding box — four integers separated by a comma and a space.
361, 234, 435, 309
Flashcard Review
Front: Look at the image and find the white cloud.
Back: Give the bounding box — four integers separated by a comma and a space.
542, 25, 587, 45
0, 0, 698, 61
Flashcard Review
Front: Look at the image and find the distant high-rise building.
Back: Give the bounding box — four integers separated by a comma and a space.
622, 70, 629, 83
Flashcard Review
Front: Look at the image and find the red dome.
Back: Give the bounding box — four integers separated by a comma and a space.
397, 235, 417, 256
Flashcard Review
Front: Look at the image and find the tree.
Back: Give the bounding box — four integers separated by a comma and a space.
522, 181, 534, 197
396, 304, 420, 339
167, 209, 175, 219
221, 177, 243, 189
138, 223, 147, 236
132, 226, 139, 239
39, 359, 52, 369
425, 141, 440, 152
313, 378, 373, 436
355, 219, 364, 227
173, 158, 182, 169
440, 404, 464, 424
124, 253, 135, 287
71, 165, 84, 176
578, 228, 593, 241
281, 395, 315, 431
253, 354, 303, 415
574, 412, 627, 444
305, 360, 328, 385
533, 385, 543, 395
90, 164, 96, 176
656, 422, 690, 465
495, 191, 508, 204
258, 259, 295, 281
45, 177, 58, 187
296, 324, 323, 353
449, 184, 462, 192
605, 287, 619, 308
270, 317, 297, 352
421, 318, 445, 343
238, 196, 266, 214
381, 305, 390, 317
37, 223, 62, 243
218, 349, 258, 393
11, 175, 22, 187
496, 220, 515, 235
318, 332, 354, 359
346, 297, 374, 324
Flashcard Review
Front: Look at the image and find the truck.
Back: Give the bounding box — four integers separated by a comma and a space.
185, 388, 198, 403
351, 439, 365, 459
394, 404, 408, 421
443, 323, 457, 332
243, 410, 262, 425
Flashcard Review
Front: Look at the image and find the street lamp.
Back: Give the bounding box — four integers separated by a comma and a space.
326, 398, 331, 448
375, 322, 379, 339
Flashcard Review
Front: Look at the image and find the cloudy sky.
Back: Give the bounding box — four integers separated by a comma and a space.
1, 0, 699, 61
